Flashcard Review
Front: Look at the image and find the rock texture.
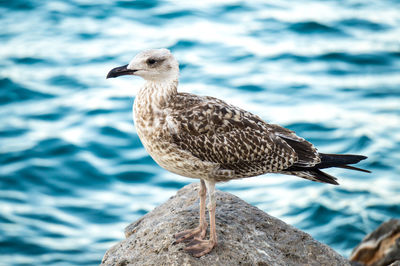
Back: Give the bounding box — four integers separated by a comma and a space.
350, 219, 400, 266
101, 183, 349, 266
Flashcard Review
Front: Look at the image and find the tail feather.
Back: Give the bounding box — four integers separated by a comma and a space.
284, 169, 339, 185
285, 153, 370, 185
310, 169, 339, 185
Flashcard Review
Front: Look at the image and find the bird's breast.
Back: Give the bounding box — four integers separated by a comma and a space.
133, 100, 170, 148
132, 99, 217, 179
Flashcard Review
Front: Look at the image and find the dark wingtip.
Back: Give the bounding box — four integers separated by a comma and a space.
318, 153, 369, 166
358, 155, 368, 161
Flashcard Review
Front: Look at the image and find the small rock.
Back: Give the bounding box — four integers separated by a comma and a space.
350, 219, 400, 266
102, 183, 349, 266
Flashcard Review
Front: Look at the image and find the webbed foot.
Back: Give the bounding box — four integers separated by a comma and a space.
173, 223, 207, 244
184, 238, 217, 257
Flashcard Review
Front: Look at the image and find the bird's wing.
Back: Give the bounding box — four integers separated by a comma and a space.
169, 93, 320, 177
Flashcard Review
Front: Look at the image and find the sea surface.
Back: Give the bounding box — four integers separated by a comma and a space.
1, 0, 400, 265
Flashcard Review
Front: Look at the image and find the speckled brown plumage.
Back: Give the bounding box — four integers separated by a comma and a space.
168, 92, 321, 181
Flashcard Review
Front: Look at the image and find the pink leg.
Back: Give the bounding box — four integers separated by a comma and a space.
185, 180, 217, 257
174, 180, 208, 243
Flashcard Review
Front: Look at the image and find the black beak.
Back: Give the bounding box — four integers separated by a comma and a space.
106, 64, 136, 79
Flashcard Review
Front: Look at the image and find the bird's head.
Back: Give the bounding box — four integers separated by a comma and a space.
106, 48, 179, 82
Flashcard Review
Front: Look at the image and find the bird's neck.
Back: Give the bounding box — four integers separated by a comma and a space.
135, 78, 178, 112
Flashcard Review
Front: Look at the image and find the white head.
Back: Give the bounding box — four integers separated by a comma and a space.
107, 48, 179, 82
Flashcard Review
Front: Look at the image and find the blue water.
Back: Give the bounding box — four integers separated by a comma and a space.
1, 0, 400, 265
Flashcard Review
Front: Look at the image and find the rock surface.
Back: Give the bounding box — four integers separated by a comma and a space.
350, 219, 400, 266
101, 183, 350, 266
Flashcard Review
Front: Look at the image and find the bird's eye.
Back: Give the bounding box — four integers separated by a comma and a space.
147, 58, 156, 65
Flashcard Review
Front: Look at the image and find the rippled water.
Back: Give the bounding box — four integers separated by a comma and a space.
1, 0, 400, 265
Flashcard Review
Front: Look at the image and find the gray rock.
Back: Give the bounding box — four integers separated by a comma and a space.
101, 183, 349, 266
350, 219, 400, 266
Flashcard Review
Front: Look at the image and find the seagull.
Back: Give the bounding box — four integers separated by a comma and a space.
106, 48, 370, 257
